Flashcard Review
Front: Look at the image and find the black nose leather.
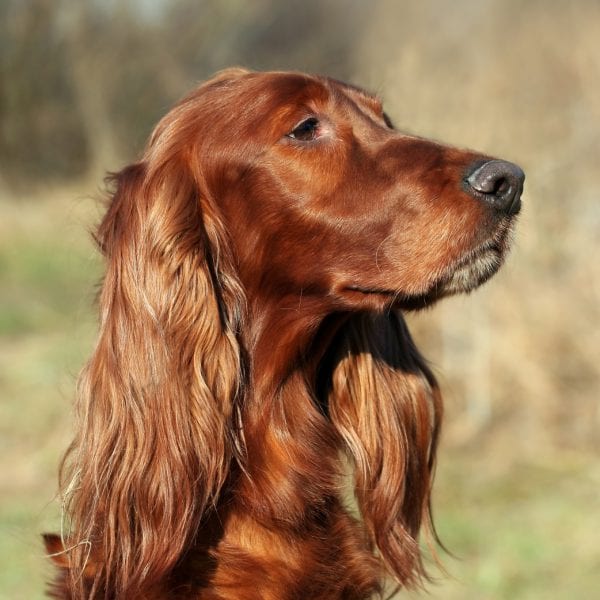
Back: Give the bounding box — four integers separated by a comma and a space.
465, 160, 525, 215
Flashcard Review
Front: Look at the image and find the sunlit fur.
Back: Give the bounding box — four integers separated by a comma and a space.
328, 313, 442, 586
45, 68, 520, 599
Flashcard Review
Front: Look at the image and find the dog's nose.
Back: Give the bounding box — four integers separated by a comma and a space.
465, 160, 525, 216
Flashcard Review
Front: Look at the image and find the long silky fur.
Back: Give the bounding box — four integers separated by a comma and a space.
328, 312, 443, 588
57, 119, 246, 597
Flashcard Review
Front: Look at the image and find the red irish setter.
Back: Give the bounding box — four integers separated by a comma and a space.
45, 68, 524, 599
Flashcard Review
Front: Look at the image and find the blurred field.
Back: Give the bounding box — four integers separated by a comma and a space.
0, 190, 99, 598
1, 0, 599, 598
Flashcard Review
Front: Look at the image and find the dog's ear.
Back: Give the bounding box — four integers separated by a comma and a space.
57, 141, 245, 595
328, 312, 442, 586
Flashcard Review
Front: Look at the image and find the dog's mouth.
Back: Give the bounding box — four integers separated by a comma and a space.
345, 222, 515, 310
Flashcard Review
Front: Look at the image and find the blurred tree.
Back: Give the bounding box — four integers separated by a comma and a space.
0, 0, 368, 188
0, 0, 88, 185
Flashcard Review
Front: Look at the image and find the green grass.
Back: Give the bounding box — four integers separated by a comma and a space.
402, 457, 600, 599
1, 191, 598, 598
0, 191, 100, 599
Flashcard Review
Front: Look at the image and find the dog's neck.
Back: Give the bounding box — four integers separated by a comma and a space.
236, 299, 347, 523
242, 293, 348, 391
200, 304, 382, 598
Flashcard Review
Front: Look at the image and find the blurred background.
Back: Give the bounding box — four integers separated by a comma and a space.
1, 0, 598, 597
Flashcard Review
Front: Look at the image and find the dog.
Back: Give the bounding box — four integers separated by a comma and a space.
45, 68, 524, 599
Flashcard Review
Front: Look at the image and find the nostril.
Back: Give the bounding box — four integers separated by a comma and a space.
465, 159, 525, 215
492, 177, 509, 196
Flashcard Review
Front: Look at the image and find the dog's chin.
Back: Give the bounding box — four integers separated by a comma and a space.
343, 248, 506, 311
439, 245, 505, 295
395, 244, 508, 310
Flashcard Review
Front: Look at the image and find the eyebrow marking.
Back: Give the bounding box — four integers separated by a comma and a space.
325, 77, 387, 126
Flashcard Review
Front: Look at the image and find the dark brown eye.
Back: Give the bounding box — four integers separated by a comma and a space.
287, 117, 319, 141
383, 112, 394, 129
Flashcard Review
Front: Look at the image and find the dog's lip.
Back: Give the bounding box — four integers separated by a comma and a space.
344, 283, 443, 311
345, 285, 397, 297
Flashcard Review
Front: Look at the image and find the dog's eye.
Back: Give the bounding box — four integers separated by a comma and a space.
383, 112, 395, 129
287, 117, 320, 141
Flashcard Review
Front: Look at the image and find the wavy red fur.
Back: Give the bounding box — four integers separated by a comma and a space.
45, 68, 522, 599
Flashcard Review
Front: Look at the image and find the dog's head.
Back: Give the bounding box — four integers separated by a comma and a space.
151, 68, 523, 314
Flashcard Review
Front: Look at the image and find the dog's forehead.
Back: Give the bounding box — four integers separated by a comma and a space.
267, 73, 383, 114
190, 71, 387, 144
254, 73, 385, 128
261, 72, 331, 107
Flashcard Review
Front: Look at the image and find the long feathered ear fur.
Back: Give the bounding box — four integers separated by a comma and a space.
328, 312, 442, 588
56, 119, 245, 596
